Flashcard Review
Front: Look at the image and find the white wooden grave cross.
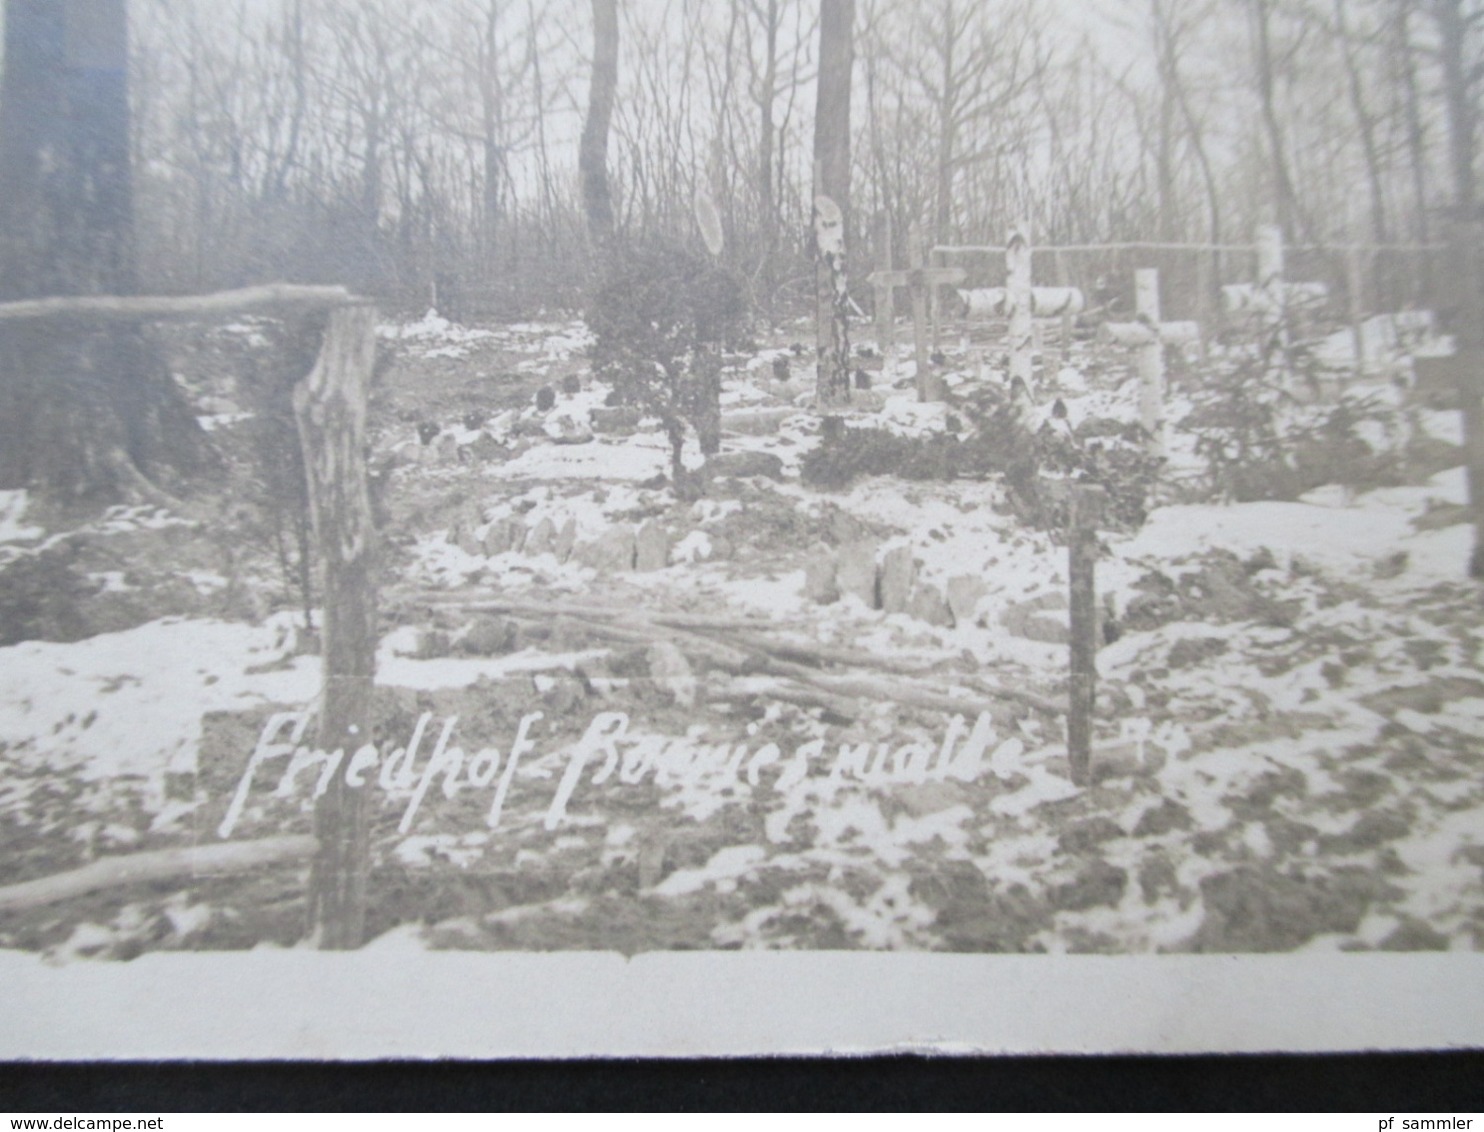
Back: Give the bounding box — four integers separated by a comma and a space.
1221, 224, 1328, 326
867, 221, 966, 401
1102, 268, 1200, 455
956, 224, 1084, 396
1006, 223, 1036, 396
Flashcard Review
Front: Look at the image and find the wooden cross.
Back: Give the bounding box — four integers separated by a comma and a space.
1222, 224, 1328, 322
954, 225, 1084, 396
1223, 225, 1328, 392
1102, 268, 1201, 455
1006, 223, 1035, 394
867, 221, 966, 401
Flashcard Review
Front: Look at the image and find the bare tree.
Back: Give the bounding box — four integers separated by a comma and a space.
813, 0, 854, 408
580, 0, 619, 244
0, 0, 207, 498
1432, 0, 1483, 211
1249, 0, 1306, 239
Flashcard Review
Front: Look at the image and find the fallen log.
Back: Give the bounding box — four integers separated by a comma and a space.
485, 597, 1057, 715
401, 592, 793, 633
403, 590, 1058, 717
695, 627, 935, 676
0, 835, 317, 913
761, 657, 1064, 718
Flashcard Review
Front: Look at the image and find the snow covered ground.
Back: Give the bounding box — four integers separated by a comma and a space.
2, 312, 1482, 960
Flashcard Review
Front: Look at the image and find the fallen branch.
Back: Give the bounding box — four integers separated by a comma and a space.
0, 835, 317, 913
422, 592, 1058, 716
404, 592, 794, 633
694, 626, 932, 676
532, 613, 756, 671
761, 657, 1063, 718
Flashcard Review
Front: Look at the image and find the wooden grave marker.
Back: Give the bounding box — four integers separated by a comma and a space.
1102, 268, 1200, 455
1223, 225, 1328, 381
1006, 223, 1035, 395
867, 221, 966, 401
1067, 483, 1106, 787
871, 209, 897, 382
956, 225, 1084, 396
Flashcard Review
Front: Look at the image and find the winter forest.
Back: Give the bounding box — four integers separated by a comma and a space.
2, 0, 1484, 966
115, 0, 1484, 311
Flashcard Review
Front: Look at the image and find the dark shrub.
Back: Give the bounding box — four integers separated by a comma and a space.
587, 240, 749, 495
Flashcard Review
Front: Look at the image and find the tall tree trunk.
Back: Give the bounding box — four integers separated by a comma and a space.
933, 1, 959, 245
529, 0, 557, 249
1435, 0, 1477, 212
1154, 16, 1178, 243
813, 0, 854, 408
1334, 0, 1390, 242
755, 0, 779, 296
480, 2, 505, 276
579, 0, 619, 245
0, 0, 208, 499
1251, 0, 1302, 240
1394, 0, 1430, 241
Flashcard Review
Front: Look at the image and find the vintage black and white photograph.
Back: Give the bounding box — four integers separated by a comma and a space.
1, 0, 1483, 1057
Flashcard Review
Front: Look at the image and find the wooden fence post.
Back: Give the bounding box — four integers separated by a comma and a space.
1007, 222, 1035, 395
293, 302, 379, 950
1067, 484, 1105, 787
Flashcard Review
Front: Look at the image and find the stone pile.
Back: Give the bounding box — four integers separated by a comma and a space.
802, 539, 957, 627
453, 509, 675, 573
800, 540, 1082, 642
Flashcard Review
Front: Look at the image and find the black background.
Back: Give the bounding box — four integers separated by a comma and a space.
3, 1054, 1483, 1111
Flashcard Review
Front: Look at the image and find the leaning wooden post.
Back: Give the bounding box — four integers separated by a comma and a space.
1006, 222, 1035, 395
873, 209, 897, 381
1135, 268, 1166, 455
293, 302, 379, 950
1444, 218, 1484, 579
1067, 484, 1105, 787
